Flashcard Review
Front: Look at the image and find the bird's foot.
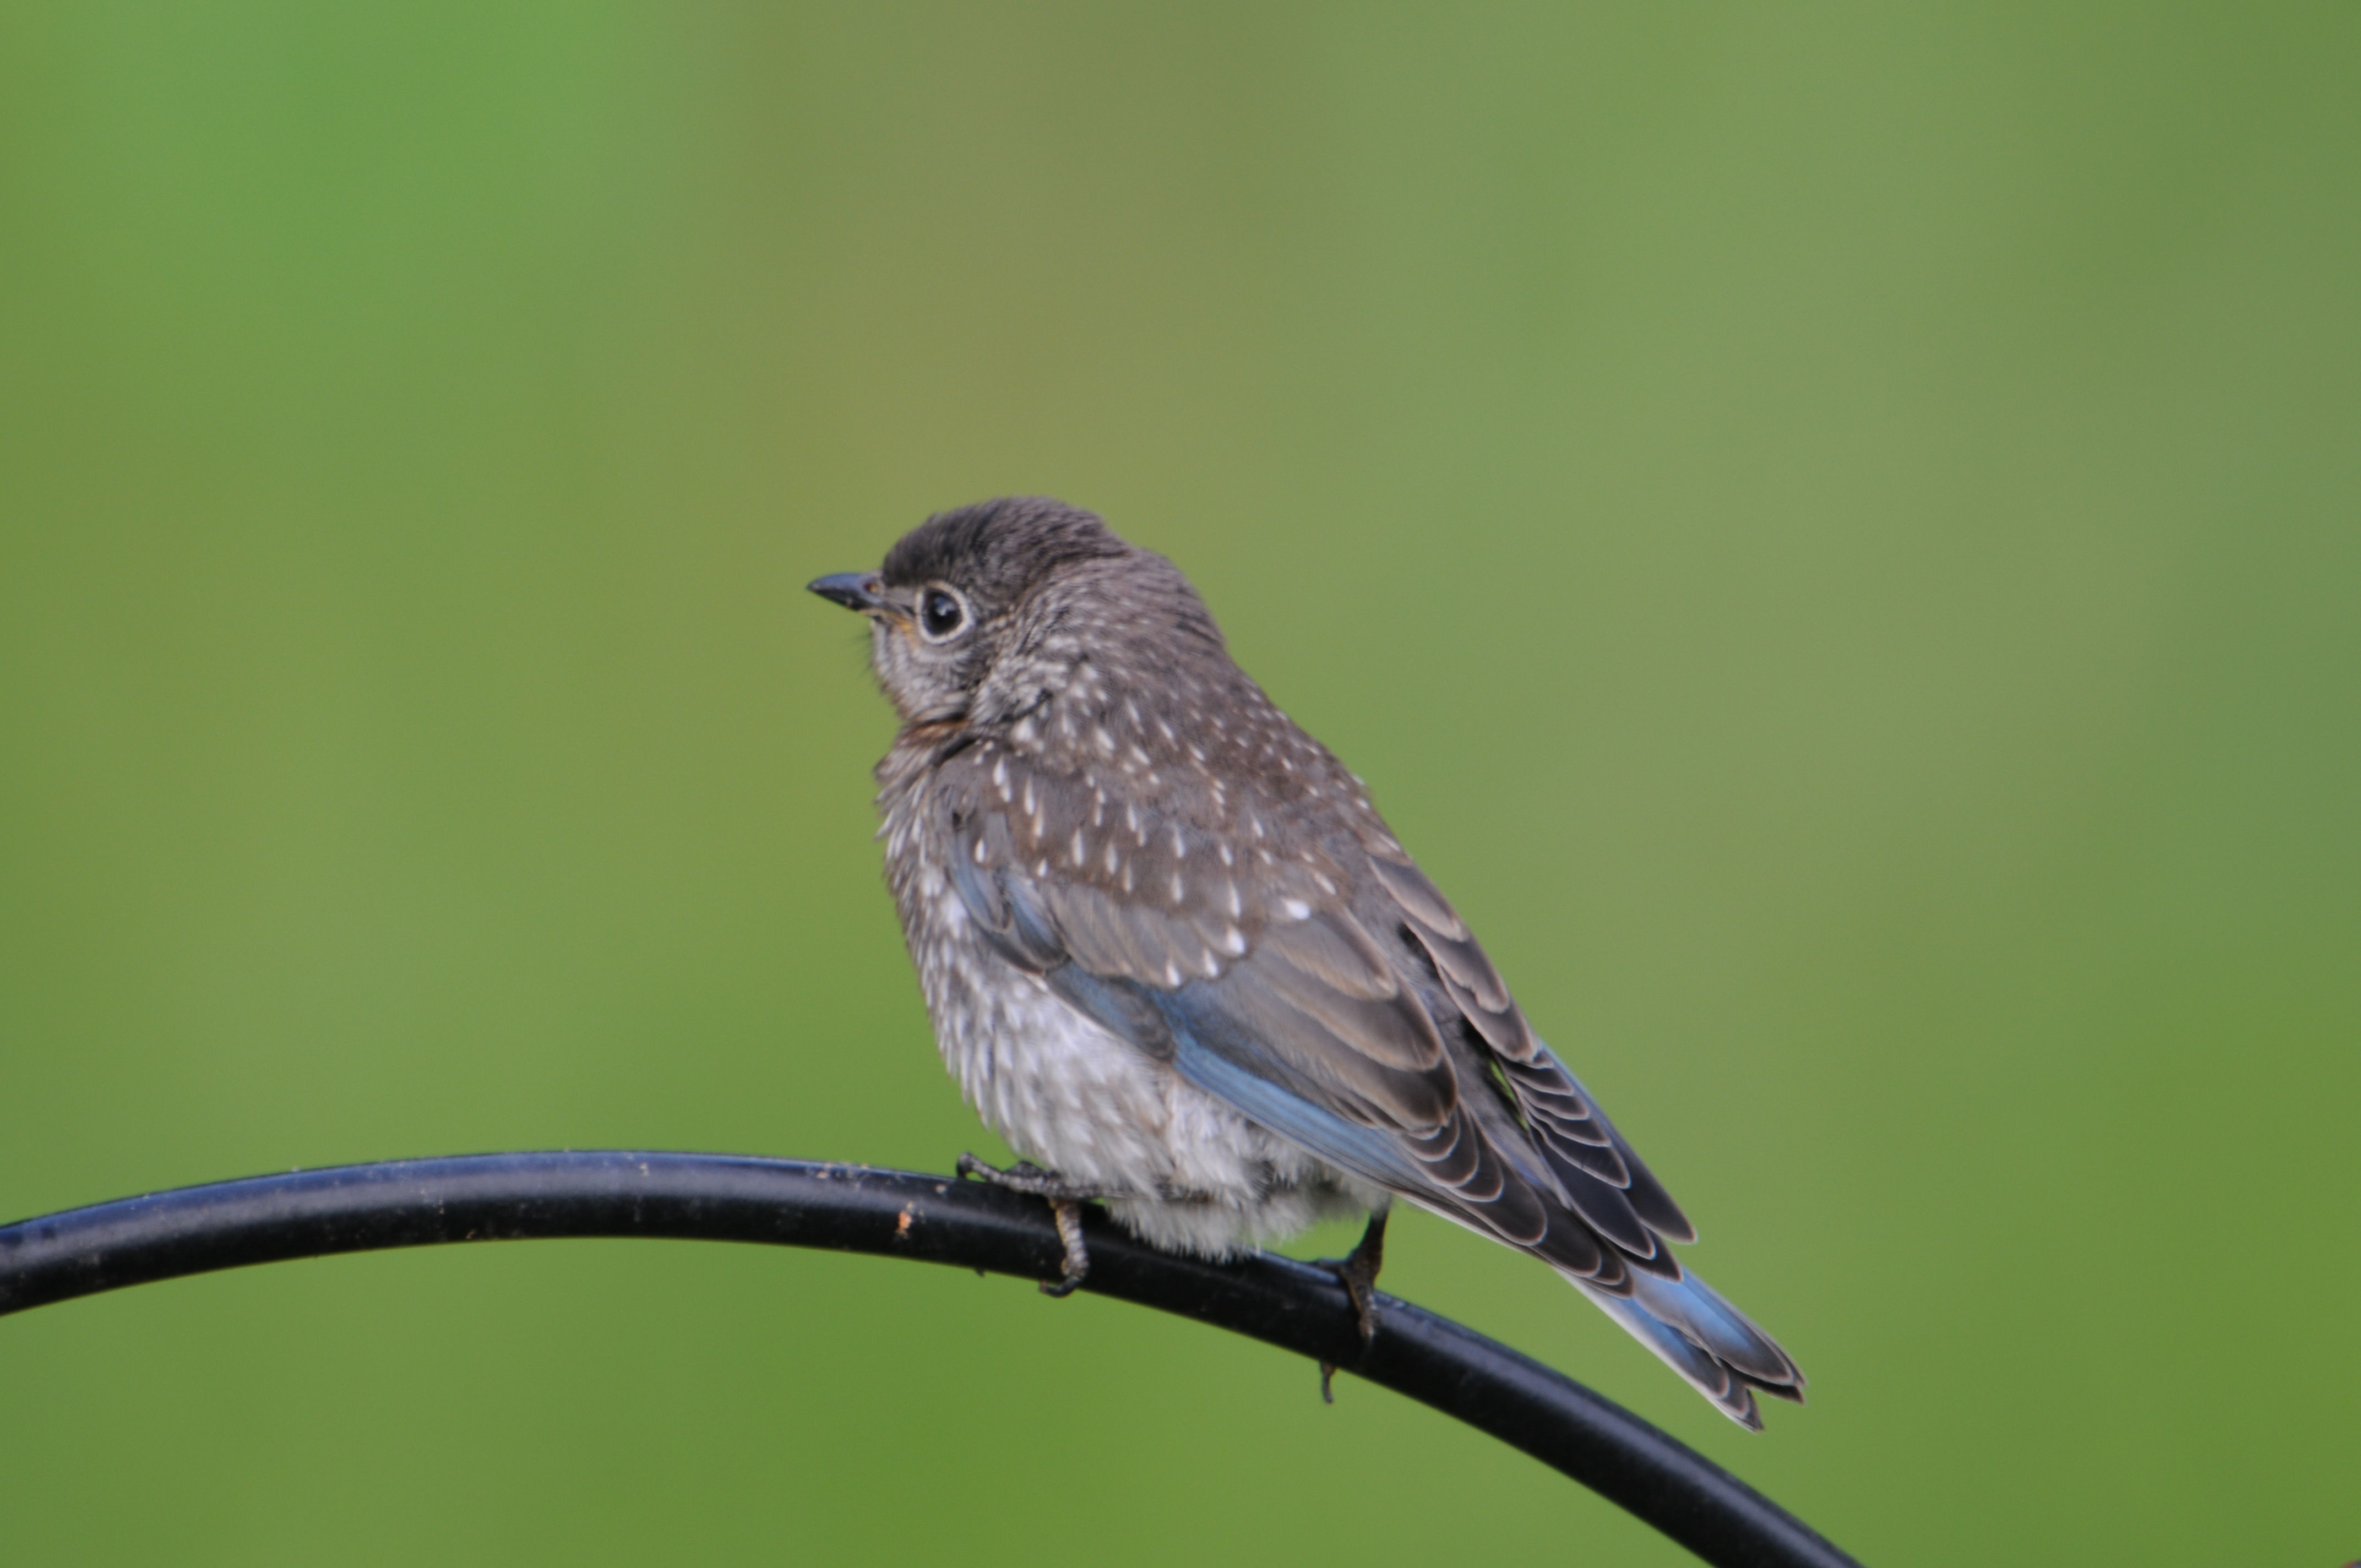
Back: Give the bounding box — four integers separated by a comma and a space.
1314, 1210, 1389, 1403
956, 1153, 1102, 1297
954, 1152, 1103, 1203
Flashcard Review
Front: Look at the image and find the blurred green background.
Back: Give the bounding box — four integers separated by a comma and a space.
3, 5, 2356, 1564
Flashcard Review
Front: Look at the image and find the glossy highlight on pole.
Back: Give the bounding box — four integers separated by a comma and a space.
0, 1152, 1860, 1568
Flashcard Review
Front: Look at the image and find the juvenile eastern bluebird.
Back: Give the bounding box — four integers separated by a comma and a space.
810, 498, 1803, 1427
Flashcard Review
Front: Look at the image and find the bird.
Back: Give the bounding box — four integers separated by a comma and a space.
808, 497, 1804, 1427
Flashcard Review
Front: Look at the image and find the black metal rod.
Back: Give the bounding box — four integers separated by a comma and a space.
0, 1152, 1858, 1568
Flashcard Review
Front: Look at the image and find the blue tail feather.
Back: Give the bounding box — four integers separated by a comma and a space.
1570, 1268, 1804, 1430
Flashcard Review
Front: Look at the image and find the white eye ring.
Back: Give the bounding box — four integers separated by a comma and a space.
916, 583, 971, 643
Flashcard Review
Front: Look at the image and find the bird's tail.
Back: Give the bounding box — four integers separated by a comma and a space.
1564, 1266, 1805, 1430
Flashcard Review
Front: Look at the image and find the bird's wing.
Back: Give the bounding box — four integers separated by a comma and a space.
938, 739, 1804, 1425
1365, 848, 1696, 1243
938, 743, 1589, 1268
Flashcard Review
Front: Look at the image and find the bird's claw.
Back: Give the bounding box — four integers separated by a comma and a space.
956, 1152, 1100, 1296
1038, 1198, 1090, 1297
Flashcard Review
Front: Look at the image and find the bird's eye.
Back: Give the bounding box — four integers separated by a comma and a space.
919, 587, 967, 641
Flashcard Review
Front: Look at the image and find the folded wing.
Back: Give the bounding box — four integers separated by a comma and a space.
938, 741, 1803, 1425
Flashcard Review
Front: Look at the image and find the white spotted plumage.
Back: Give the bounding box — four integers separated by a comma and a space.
821, 497, 1805, 1428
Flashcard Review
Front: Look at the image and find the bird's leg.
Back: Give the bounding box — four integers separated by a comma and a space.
1314, 1209, 1389, 1403
955, 1153, 1104, 1297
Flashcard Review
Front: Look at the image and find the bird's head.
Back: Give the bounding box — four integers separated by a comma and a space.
809, 497, 1223, 729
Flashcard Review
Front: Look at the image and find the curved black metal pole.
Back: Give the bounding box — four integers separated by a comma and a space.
0, 1152, 1858, 1568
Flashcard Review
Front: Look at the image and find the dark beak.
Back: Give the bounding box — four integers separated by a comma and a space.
807, 572, 886, 612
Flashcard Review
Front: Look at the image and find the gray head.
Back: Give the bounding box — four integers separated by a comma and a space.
809, 498, 1226, 727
